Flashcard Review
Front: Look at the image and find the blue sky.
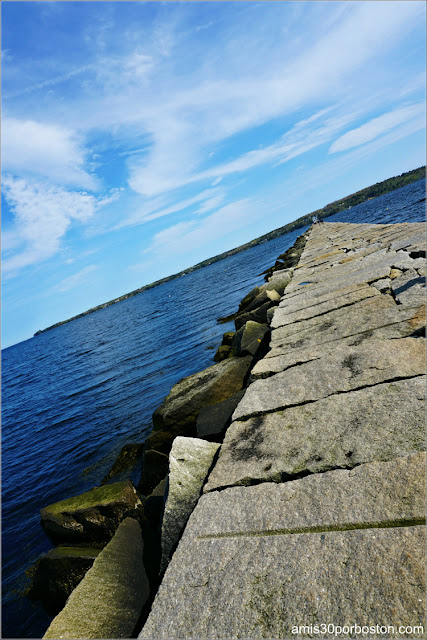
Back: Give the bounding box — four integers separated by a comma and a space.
1, 0, 425, 347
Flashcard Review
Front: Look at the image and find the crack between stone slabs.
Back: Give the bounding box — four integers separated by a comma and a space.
278, 282, 375, 314
272, 295, 379, 330
260, 329, 425, 378
196, 518, 426, 541
203, 442, 427, 495
251, 355, 324, 380
267, 309, 425, 356
233, 374, 426, 422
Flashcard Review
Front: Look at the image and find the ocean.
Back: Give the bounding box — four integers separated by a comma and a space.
1, 177, 425, 638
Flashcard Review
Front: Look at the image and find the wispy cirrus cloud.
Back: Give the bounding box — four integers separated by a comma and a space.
53, 265, 99, 293
329, 103, 426, 153
124, 1, 424, 199
145, 198, 259, 260
114, 188, 225, 230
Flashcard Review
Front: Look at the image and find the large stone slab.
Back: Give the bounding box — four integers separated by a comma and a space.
286, 239, 424, 296
140, 454, 426, 639
233, 337, 425, 422
391, 268, 426, 307
160, 437, 219, 572
272, 283, 379, 328
44, 517, 149, 639
204, 376, 426, 491
268, 295, 424, 356
40, 480, 143, 545
252, 307, 425, 377
148, 356, 252, 452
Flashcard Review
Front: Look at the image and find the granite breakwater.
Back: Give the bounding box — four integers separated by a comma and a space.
34, 221, 425, 639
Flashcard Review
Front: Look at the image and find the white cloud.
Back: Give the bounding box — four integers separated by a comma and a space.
53, 265, 99, 292
195, 193, 225, 215
114, 188, 224, 230
1, 118, 96, 189
329, 103, 426, 153
122, 1, 423, 199
5, 64, 96, 100
1, 176, 108, 274
146, 198, 258, 259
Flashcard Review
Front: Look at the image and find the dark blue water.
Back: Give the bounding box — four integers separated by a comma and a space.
1, 178, 425, 638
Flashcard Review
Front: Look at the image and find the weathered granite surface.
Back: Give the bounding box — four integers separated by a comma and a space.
40, 480, 143, 545
204, 376, 426, 491
233, 337, 425, 421
44, 518, 149, 639
140, 455, 425, 639
272, 282, 379, 328
160, 437, 219, 572
268, 295, 424, 357
140, 222, 426, 639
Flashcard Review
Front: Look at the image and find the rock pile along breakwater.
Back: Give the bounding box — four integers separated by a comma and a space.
37, 221, 425, 639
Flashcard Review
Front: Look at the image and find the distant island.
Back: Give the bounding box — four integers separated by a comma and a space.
34, 165, 425, 336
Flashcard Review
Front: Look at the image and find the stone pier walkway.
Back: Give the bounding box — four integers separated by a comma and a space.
140, 222, 425, 639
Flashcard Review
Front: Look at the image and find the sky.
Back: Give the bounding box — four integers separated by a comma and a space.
1, 0, 426, 348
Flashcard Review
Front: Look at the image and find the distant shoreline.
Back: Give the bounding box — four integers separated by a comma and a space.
34, 165, 425, 336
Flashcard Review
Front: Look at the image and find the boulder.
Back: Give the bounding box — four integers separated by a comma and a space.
25, 546, 100, 615
149, 356, 252, 453
40, 480, 143, 545
221, 331, 235, 346
259, 270, 293, 295
229, 321, 269, 359
234, 300, 279, 331
160, 437, 219, 573
239, 321, 270, 357
44, 518, 149, 639
237, 290, 280, 317
138, 449, 170, 497
101, 443, 144, 485
229, 325, 245, 355
213, 344, 231, 362
196, 391, 245, 441
237, 286, 260, 312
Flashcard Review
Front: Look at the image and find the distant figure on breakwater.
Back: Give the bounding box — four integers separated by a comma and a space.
312, 215, 324, 224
